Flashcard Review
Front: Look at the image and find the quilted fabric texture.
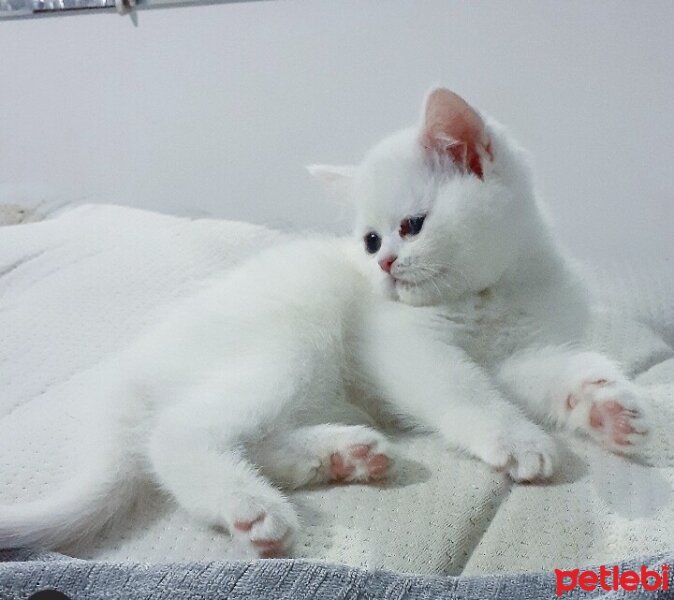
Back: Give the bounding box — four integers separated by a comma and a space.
0, 204, 672, 575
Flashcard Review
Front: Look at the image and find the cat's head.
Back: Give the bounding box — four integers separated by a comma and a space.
310, 88, 537, 305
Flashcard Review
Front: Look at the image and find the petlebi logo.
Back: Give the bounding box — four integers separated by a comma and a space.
555, 564, 671, 596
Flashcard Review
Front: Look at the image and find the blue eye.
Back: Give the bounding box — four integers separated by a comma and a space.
400, 214, 426, 237
364, 232, 382, 254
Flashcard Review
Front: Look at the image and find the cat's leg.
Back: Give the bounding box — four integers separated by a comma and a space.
497, 348, 650, 453
147, 384, 299, 557
361, 303, 557, 482
253, 424, 392, 489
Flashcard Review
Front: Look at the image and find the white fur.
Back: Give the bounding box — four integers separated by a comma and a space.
343, 110, 648, 458
0, 90, 649, 557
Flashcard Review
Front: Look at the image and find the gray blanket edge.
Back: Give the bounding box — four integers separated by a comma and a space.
1, 550, 673, 600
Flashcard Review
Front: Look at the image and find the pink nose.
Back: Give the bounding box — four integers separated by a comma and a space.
378, 255, 397, 273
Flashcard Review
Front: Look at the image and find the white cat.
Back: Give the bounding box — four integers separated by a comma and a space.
0, 89, 648, 559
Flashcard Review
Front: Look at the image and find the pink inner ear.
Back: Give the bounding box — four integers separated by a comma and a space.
421, 89, 492, 179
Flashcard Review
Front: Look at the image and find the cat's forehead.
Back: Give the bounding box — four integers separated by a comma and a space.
355, 128, 432, 227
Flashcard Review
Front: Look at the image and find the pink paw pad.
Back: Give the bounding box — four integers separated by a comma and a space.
328, 444, 391, 482
233, 514, 264, 532
232, 513, 290, 558
578, 380, 646, 449
589, 399, 642, 446
565, 377, 649, 453
250, 538, 285, 558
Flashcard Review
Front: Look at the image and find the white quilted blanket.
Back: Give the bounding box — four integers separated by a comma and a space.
1, 204, 672, 575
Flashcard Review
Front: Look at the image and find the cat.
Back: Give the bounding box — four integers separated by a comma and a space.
310, 87, 648, 457
0, 88, 648, 559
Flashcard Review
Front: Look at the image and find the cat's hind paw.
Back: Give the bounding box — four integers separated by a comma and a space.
328, 441, 391, 483
228, 495, 298, 558
255, 424, 393, 489
299, 426, 392, 484
567, 379, 649, 453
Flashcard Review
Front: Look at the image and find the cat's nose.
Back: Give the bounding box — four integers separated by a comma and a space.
378, 255, 397, 273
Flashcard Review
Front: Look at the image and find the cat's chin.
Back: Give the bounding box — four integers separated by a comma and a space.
394, 278, 443, 307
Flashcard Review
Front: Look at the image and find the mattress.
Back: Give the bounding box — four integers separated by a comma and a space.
1, 204, 672, 575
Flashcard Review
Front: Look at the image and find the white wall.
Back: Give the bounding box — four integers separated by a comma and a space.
1, 0, 672, 266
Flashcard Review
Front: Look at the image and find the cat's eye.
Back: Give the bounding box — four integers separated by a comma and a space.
364, 232, 382, 254
399, 214, 426, 238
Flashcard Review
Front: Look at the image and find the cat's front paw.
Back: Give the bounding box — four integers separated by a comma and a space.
482, 425, 557, 482
566, 379, 649, 453
228, 495, 299, 558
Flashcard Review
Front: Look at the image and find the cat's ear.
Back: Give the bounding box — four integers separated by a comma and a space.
306, 164, 356, 201
420, 88, 492, 179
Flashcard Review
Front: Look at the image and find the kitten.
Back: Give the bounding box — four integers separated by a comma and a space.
312, 88, 650, 457
310, 89, 648, 462
0, 89, 648, 559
